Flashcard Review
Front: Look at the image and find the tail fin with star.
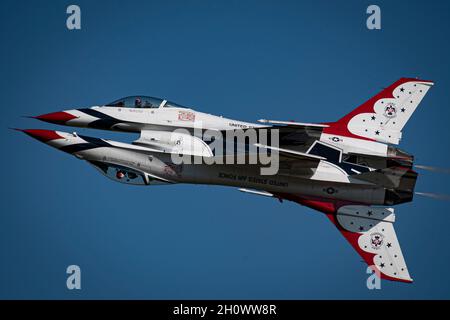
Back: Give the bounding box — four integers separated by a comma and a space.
323, 78, 434, 145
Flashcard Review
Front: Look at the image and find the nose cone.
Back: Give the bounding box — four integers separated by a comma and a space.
15, 129, 64, 143
34, 111, 77, 125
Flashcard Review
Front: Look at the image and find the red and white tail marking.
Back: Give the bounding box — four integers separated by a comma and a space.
323, 78, 434, 145
332, 205, 412, 283
288, 197, 412, 283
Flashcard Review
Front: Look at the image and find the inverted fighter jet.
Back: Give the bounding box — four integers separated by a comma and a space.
18, 78, 434, 282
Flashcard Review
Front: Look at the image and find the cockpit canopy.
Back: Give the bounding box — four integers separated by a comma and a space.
105, 96, 185, 109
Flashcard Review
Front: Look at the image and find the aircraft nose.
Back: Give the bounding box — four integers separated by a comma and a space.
33, 111, 78, 125
15, 129, 64, 143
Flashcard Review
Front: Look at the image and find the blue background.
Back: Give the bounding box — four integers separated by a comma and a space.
1, 0, 449, 299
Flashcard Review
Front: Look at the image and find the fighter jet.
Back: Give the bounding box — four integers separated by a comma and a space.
18, 78, 434, 282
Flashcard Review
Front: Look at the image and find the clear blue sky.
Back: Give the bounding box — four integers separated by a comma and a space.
1, 0, 450, 299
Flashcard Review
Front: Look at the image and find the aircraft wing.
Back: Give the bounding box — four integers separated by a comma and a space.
133, 129, 214, 157
214, 124, 324, 151
254, 143, 325, 161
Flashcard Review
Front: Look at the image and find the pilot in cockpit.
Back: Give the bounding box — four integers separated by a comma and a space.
134, 97, 142, 108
